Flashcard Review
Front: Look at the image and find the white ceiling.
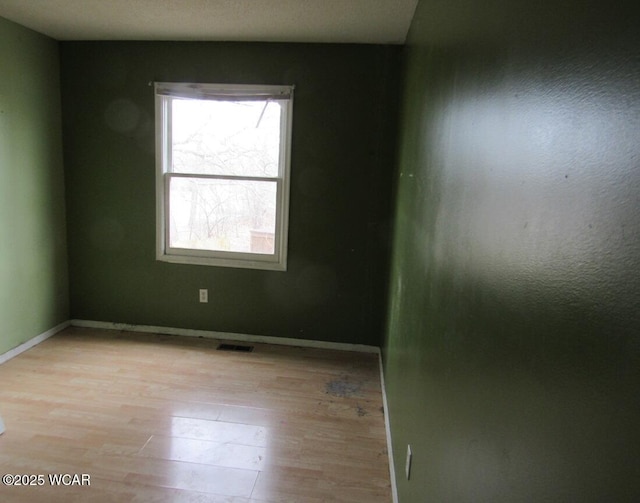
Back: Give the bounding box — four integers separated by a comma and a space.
0, 0, 418, 44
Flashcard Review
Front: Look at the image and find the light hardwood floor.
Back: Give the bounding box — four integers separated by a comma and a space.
0, 327, 391, 502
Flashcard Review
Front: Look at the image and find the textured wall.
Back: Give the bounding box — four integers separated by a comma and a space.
384, 0, 640, 501
0, 17, 68, 354
61, 42, 398, 346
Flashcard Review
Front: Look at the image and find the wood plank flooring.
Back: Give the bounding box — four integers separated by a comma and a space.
0, 327, 391, 502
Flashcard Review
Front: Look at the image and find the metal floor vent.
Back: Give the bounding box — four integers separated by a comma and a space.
217, 343, 254, 353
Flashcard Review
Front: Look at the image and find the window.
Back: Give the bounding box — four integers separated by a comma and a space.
155, 82, 294, 270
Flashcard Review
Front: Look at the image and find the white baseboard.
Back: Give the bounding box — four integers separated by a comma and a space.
0, 320, 71, 365
379, 354, 398, 503
70, 319, 380, 354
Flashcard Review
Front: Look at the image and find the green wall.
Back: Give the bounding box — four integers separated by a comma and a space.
0, 17, 68, 355
384, 0, 640, 501
60, 42, 398, 346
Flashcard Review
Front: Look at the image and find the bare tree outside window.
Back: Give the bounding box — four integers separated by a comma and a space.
170, 99, 280, 254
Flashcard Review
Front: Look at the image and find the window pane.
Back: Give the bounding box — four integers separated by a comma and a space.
169, 177, 277, 255
171, 99, 282, 178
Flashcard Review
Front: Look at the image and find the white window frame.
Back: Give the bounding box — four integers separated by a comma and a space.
155, 82, 294, 271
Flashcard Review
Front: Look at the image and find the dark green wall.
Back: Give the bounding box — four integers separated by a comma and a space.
0, 17, 68, 355
384, 0, 640, 501
61, 42, 398, 346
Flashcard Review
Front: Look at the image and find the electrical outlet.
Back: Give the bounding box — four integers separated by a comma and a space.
405, 444, 412, 480
199, 289, 208, 303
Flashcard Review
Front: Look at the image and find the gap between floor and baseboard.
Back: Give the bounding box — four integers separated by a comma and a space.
70, 319, 380, 354
0, 320, 70, 366
0, 318, 399, 502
